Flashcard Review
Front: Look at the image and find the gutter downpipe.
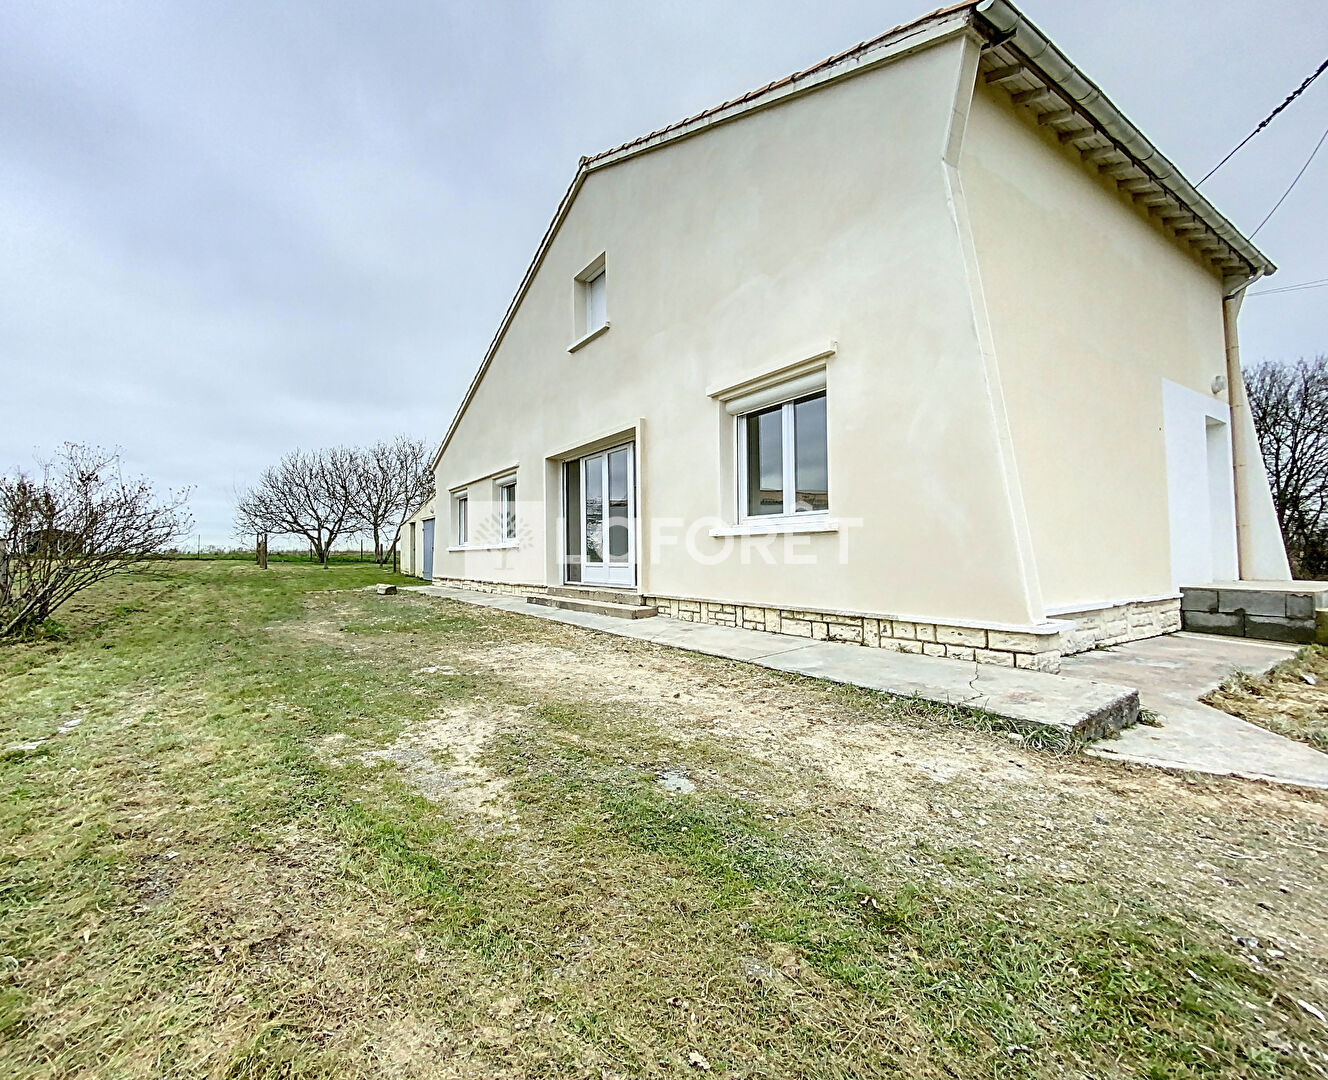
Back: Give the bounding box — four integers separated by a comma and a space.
1223, 272, 1291, 580
1223, 272, 1262, 579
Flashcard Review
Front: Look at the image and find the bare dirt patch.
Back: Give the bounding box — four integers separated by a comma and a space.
436, 619, 1328, 984
336, 704, 524, 823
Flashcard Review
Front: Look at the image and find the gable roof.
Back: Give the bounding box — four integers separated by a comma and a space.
431, 0, 1274, 469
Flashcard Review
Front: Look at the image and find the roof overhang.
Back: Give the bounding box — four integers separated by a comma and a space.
972, 0, 1275, 281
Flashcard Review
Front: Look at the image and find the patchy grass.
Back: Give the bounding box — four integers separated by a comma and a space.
2, 563, 1327, 1078
1206, 646, 1328, 751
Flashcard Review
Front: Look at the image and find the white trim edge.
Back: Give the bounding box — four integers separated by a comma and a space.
567, 322, 610, 353
710, 517, 839, 538
707, 342, 836, 405
1045, 593, 1182, 617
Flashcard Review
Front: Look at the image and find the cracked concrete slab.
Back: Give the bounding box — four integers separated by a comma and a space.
1062, 633, 1328, 789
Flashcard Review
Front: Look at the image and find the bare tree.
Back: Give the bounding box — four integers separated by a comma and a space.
235, 447, 362, 566
351, 436, 435, 564
1246, 356, 1328, 578
0, 444, 191, 639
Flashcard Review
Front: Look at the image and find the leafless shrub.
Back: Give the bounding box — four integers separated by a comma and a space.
1246, 355, 1328, 577
0, 444, 191, 639
350, 436, 435, 564
235, 447, 363, 566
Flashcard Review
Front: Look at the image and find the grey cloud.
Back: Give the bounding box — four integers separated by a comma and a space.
2, 0, 1324, 544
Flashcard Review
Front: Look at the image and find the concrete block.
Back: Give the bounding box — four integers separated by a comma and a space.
890, 621, 917, 640
922, 643, 946, 657
973, 648, 1016, 666
944, 645, 976, 662
1244, 615, 1318, 644
935, 625, 987, 648
811, 622, 830, 641
1287, 594, 1316, 620
915, 623, 937, 642
989, 630, 1048, 652
897, 640, 924, 654
375, 584, 397, 595
1016, 651, 1061, 673
1218, 589, 1286, 617
1183, 611, 1244, 636
781, 618, 812, 638
1181, 588, 1218, 613
863, 618, 881, 648
827, 622, 863, 645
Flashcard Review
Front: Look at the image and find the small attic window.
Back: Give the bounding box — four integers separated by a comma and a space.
571, 254, 608, 350
585, 269, 606, 331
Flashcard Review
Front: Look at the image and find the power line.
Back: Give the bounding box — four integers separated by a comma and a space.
1248, 276, 1328, 296
1199, 53, 1328, 185
1250, 121, 1328, 237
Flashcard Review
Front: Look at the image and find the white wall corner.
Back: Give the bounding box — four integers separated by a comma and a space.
942, 31, 1046, 624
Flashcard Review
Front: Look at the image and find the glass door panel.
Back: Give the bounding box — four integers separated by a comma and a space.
571, 443, 636, 587
607, 447, 630, 564
583, 455, 604, 569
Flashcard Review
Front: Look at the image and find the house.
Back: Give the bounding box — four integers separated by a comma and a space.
405, 0, 1295, 672
399, 496, 436, 579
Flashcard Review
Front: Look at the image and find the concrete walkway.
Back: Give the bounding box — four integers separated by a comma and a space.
404, 586, 1328, 788
1062, 633, 1328, 789
406, 586, 1139, 740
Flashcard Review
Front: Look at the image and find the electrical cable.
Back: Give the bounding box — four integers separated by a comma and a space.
1248, 276, 1328, 296
1199, 54, 1328, 184
1250, 121, 1328, 237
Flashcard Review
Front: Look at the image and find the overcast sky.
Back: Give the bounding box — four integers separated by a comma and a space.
2, 1, 1325, 545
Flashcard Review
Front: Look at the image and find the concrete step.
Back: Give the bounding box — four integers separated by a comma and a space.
528, 594, 658, 620
547, 585, 646, 606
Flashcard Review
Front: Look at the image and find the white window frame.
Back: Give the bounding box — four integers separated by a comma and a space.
737, 391, 829, 524
569, 253, 609, 351
496, 477, 517, 543
455, 493, 468, 546
584, 269, 606, 333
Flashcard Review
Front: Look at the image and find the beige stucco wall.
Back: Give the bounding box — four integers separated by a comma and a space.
959, 83, 1233, 612
434, 31, 1050, 628
431, 28, 1276, 630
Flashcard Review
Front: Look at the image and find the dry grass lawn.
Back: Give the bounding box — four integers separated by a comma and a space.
2, 562, 1327, 1078
1207, 645, 1328, 752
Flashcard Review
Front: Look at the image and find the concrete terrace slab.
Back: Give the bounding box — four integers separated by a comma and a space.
406, 585, 1138, 741
1061, 633, 1328, 790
